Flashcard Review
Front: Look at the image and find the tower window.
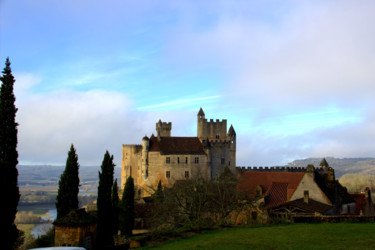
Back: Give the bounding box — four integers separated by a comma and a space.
221, 158, 225, 164
194, 157, 199, 164
185, 171, 189, 178
185, 157, 188, 164
177, 157, 180, 164
166, 171, 170, 178
166, 157, 170, 164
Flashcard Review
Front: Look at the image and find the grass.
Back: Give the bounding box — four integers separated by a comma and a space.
143, 223, 375, 249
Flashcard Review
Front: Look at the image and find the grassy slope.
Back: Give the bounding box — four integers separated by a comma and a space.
145, 223, 375, 250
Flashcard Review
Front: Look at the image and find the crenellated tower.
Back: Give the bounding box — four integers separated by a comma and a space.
156, 120, 172, 139
197, 107, 237, 178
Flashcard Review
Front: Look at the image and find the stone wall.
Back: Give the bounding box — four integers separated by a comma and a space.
55, 224, 97, 250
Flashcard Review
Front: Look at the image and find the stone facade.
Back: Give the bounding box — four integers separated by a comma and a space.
121, 108, 236, 197
55, 224, 97, 249
53, 209, 97, 250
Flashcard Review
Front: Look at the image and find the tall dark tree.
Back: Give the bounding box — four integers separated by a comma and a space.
153, 180, 164, 202
97, 151, 115, 248
56, 144, 80, 219
0, 58, 20, 249
119, 176, 134, 236
111, 179, 119, 235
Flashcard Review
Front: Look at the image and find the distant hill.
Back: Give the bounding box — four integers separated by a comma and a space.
18, 165, 122, 192
288, 157, 375, 178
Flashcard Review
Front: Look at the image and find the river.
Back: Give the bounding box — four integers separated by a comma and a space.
31, 208, 57, 238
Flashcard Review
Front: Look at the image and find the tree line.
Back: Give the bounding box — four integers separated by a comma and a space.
56, 145, 135, 248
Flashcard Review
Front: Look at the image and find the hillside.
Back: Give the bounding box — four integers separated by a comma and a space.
287, 157, 375, 178
18, 165, 121, 193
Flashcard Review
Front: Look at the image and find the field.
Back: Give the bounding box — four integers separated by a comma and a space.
145, 223, 375, 249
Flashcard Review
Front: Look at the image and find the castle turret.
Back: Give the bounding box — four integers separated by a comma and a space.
156, 120, 172, 139
141, 135, 149, 179
197, 108, 205, 138
228, 125, 236, 169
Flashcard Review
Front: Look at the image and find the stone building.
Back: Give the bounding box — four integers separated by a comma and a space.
237, 159, 354, 216
121, 108, 236, 197
54, 209, 97, 250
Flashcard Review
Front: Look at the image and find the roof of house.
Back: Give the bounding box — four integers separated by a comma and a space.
149, 136, 206, 155
238, 172, 304, 199
264, 182, 289, 209
276, 198, 332, 214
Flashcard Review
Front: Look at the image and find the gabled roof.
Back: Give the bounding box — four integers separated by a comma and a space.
149, 136, 205, 155
238, 172, 304, 204
275, 198, 332, 214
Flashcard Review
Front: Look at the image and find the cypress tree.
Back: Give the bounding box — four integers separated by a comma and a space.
154, 180, 164, 201
0, 58, 20, 249
56, 144, 80, 219
119, 176, 134, 236
97, 151, 115, 248
112, 179, 119, 235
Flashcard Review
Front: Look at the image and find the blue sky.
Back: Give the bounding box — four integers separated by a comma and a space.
1, 0, 375, 167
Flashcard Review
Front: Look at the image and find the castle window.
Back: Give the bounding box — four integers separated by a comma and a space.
216, 135, 220, 139
185, 157, 188, 164
221, 158, 225, 164
166, 171, 170, 178
166, 157, 170, 164
177, 157, 180, 164
194, 157, 199, 164
185, 171, 189, 178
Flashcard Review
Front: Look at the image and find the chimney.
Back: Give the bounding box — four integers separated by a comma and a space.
304, 190, 309, 203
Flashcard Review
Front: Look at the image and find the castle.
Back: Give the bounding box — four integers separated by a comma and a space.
121, 108, 236, 197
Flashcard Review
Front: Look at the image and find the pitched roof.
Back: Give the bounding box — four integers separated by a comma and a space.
198, 107, 205, 117
149, 136, 205, 155
228, 125, 236, 136
264, 182, 288, 208
320, 158, 329, 167
238, 172, 304, 202
277, 198, 332, 214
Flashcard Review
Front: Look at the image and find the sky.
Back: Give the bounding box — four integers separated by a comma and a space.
1, 0, 375, 167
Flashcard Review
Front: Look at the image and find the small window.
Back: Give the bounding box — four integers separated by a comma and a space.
194, 157, 199, 164
177, 157, 180, 164
166, 171, 170, 178
166, 157, 170, 164
185, 171, 189, 178
185, 157, 188, 164
221, 158, 225, 164
216, 135, 220, 139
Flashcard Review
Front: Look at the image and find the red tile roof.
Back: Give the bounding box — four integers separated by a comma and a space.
238, 172, 304, 207
149, 136, 206, 155
264, 182, 288, 209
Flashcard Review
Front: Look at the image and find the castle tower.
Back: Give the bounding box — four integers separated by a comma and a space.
141, 135, 149, 179
156, 120, 172, 139
197, 108, 227, 140
228, 125, 236, 168
197, 107, 205, 139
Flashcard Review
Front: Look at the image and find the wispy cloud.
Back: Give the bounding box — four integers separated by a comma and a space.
137, 95, 221, 110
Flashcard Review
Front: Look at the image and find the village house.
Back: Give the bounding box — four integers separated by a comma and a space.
237, 159, 355, 216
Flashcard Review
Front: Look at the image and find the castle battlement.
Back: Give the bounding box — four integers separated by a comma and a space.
237, 166, 306, 173
122, 144, 142, 147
